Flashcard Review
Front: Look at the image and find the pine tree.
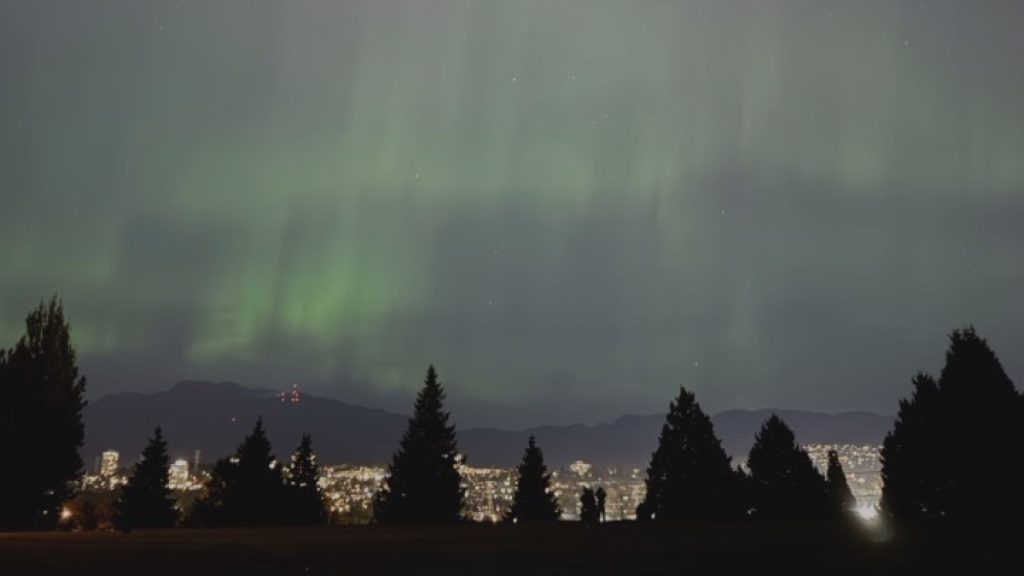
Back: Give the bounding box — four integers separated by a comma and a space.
825, 449, 855, 516
579, 487, 599, 524
0, 297, 87, 529
374, 365, 465, 523
116, 426, 177, 530
284, 433, 327, 525
192, 417, 287, 526
505, 435, 560, 523
881, 327, 1024, 521
880, 373, 940, 518
637, 387, 746, 521
747, 415, 828, 520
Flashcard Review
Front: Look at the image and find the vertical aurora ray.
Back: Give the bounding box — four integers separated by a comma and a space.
1, 0, 1022, 426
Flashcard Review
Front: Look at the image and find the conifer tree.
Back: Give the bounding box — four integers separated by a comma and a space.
747, 415, 828, 520
881, 327, 1024, 521
880, 373, 940, 518
284, 433, 327, 525
506, 435, 560, 523
579, 487, 599, 524
192, 417, 287, 526
374, 365, 464, 522
637, 387, 746, 520
825, 449, 855, 516
116, 426, 177, 530
0, 297, 87, 529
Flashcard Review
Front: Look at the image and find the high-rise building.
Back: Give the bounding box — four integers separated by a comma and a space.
100, 450, 119, 478
569, 460, 592, 477
169, 458, 190, 489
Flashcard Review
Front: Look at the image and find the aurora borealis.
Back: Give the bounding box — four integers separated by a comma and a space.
1, 0, 1023, 427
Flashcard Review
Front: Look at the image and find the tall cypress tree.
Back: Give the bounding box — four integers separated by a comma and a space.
117, 426, 177, 530
0, 297, 87, 529
284, 433, 327, 525
506, 435, 560, 523
192, 417, 287, 526
881, 327, 1024, 521
825, 449, 855, 516
374, 365, 464, 522
747, 415, 828, 520
637, 387, 745, 521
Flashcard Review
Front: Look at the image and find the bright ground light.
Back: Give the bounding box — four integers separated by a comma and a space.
855, 503, 879, 522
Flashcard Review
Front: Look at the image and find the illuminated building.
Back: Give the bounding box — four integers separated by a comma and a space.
169, 458, 190, 489
568, 460, 592, 477
100, 450, 119, 477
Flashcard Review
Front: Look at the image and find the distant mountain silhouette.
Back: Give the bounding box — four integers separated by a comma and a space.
84, 381, 408, 469
84, 381, 893, 469
459, 410, 892, 468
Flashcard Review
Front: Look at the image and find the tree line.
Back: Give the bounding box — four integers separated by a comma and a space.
1, 297, 1022, 530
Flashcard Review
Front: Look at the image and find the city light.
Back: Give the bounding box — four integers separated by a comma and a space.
73, 444, 882, 523
803, 444, 883, 510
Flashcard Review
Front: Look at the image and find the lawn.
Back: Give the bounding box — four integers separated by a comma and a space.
0, 520, 1018, 575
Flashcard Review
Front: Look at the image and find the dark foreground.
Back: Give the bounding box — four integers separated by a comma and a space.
1, 520, 1019, 575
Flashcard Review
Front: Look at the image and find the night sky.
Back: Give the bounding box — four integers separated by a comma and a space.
2, 1, 1022, 428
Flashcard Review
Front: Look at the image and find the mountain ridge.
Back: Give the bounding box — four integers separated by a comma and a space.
83, 381, 894, 469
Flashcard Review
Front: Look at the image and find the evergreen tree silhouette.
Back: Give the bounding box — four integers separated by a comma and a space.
747, 415, 828, 520
191, 417, 287, 526
636, 387, 746, 520
825, 449, 855, 516
880, 373, 940, 518
579, 487, 599, 524
374, 365, 465, 522
284, 433, 327, 525
505, 435, 560, 523
116, 426, 177, 530
0, 297, 87, 529
881, 327, 1024, 521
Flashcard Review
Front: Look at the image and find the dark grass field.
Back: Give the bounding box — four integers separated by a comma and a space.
1, 521, 1019, 575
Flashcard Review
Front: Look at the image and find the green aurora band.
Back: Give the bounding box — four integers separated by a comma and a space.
1, 1, 1023, 425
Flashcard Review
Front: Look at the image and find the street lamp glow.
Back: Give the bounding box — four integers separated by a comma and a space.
855, 504, 878, 522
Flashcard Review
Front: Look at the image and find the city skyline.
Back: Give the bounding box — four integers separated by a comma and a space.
79, 444, 885, 524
